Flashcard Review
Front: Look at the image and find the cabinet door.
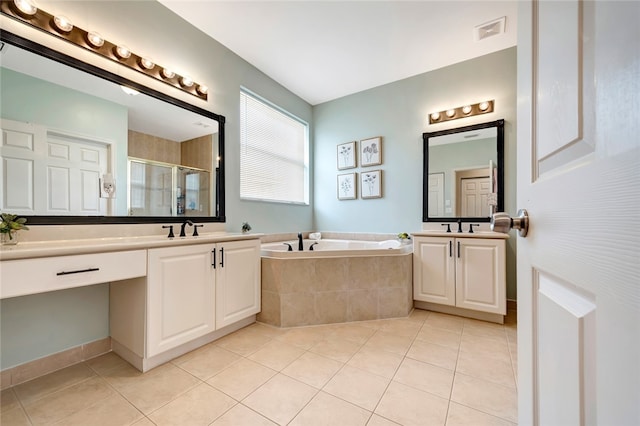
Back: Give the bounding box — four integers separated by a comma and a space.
455, 238, 506, 314
413, 237, 455, 305
215, 239, 261, 329
147, 244, 216, 357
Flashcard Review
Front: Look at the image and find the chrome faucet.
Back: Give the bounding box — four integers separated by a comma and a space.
298, 233, 304, 251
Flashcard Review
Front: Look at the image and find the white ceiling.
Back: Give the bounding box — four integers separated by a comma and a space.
159, 1, 518, 105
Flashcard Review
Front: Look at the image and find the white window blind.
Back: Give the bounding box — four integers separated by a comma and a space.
240, 90, 309, 204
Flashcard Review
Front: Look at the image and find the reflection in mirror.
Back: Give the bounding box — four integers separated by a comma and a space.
423, 120, 504, 222
0, 32, 225, 224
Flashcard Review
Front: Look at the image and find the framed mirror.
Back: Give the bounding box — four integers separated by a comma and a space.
0, 31, 225, 224
423, 119, 504, 222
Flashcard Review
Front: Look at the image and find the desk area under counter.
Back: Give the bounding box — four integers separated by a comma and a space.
0, 232, 262, 386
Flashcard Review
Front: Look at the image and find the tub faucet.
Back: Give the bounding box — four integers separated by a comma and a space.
298, 233, 304, 251
180, 220, 194, 237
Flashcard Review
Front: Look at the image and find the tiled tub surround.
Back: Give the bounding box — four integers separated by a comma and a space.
259, 239, 413, 327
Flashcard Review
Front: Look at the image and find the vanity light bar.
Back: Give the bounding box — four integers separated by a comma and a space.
1, 1, 208, 101
429, 100, 494, 124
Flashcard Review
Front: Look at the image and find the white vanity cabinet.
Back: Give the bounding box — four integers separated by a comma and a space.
413, 234, 506, 322
146, 243, 217, 357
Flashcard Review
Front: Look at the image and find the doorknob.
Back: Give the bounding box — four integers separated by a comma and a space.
491, 209, 529, 237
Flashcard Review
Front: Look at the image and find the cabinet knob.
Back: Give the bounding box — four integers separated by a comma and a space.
491, 209, 529, 237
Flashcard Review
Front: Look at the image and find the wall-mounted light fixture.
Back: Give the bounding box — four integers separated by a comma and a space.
0, 0, 208, 101
429, 100, 494, 124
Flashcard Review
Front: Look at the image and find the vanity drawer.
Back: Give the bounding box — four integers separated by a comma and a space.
0, 250, 147, 299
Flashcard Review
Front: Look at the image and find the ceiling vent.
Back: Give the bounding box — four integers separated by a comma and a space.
474, 16, 506, 42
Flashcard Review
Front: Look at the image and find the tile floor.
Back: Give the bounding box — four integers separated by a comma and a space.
0, 309, 518, 426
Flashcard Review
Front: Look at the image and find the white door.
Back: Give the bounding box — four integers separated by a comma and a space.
517, 1, 639, 425
427, 173, 445, 216
413, 237, 455, 306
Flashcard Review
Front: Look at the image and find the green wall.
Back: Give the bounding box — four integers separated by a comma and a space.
313, 47, 518, 299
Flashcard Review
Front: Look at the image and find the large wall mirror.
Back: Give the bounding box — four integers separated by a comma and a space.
423, 119, 504, 223
0, 31, 225, 224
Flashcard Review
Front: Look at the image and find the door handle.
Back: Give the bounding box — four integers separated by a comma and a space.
491, 209, 529, 237
457, 241, 460, 258
449, 241, 452, 257
212, 248, 216, 268
220, 247, 224, 268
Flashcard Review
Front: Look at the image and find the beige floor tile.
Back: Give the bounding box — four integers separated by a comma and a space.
347, 347, 403, 379
86, 352, 130, 376
103, 363, 200, 415
173, 344, 241, 380
367, 414, 401, 425
281, 352, 343, 389
275, 326, 331, 350
211, 403, 276, 426
309, 338, 362, 363
375, 381, 448, 426
23, 376, 114, 425
132, 417, 155, 426
290, 391, 371, 426
451, 373, 517, 423
406, 340, 459, 370
243, 374, 317, 425
247, 322, 289, 339
459, 333, 511, 362
456, 351, 516, 389
377, 319, 422, 339
329, 323, 377, 344
423, 312, 465, 334
248, 340, 305, 371
1, 388, 20, 412
207, 358, 276, 400
463, 319, 507, 340
446, 401, 516, 426
0, 406, 31, 426
148, 383, 236, 426
416, 325, 462, 350
407, 308, 430, 323
215, 328, 273, 356
323, 365, 390, 411
51, 393, 142, 426
363, 331, 413, 356
13, 363, 95, 405
393, 358, 454, 399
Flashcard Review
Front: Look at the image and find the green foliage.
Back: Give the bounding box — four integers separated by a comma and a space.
241, 222, 252, 232
397, 232, 410, 240
0, 213, 29, 236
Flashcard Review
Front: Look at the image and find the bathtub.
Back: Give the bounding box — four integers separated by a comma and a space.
258, 239, 413, 327
261, 238, 412, 258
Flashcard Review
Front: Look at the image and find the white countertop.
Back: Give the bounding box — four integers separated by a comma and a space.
0, 233, 263, 261
411, 231, 509, 239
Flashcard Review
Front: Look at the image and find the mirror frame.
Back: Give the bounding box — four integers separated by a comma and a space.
422, 119, 504, 223
1, 31, 225, 224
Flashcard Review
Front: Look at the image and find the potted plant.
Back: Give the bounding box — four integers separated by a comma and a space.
397, 232, 411, 244
1, 213, 29, 245
241, 222, 252, 234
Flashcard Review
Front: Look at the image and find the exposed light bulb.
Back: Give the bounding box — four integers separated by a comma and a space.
181, 75, 194, 87
139, 57, 155, 70
479, 101, 490, 111
53, 15, 73, 32
162, 68, 175, 79
115, 45, 131, 59
446, 109, 456, 118
430, 112, 440, 121
196, 84, 208, 95
13, 0, 37, 16
462, 105, 472, 114
86, 31, 104, 47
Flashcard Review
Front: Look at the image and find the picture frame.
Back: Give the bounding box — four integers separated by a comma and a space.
337, 173, 357, 200
337, 141, 356, 170
360, 136, 382, 167
361, 170, 382, 199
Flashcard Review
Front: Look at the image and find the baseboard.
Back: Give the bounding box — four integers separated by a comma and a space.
414, 301, 504, 324
1, 337, 111, 390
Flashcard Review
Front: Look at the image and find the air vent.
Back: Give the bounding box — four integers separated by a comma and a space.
474, 16, 506, 42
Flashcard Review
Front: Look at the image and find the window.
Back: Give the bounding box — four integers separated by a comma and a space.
240, 89, 309, 204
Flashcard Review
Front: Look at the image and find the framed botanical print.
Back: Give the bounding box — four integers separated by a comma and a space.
361, 170, 382, 199
337, 173, 357, 200
360, 137, 382, 167
337, 141, 356, 170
